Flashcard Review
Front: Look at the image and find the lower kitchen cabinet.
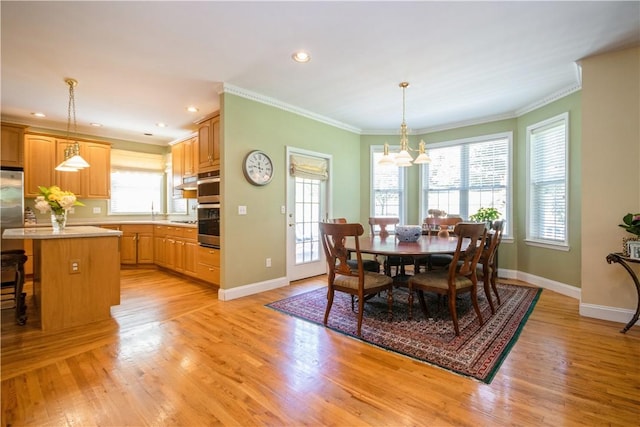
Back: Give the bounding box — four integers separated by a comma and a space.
102, 224, 153, 265
197, 245, 220, 285
153, 225, 199, 278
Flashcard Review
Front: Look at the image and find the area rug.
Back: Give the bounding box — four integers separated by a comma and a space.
267, 283, 541, 383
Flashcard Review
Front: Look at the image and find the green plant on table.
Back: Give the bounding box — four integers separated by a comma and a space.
469, 207, 501, 223
619, 213, 640, 237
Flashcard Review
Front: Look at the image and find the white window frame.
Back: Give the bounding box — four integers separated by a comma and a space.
418, 132, 513, 238
370, 145, 408, 226
525, 112, 569, 250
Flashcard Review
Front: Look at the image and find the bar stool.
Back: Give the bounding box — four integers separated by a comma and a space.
1, 249, 28, 325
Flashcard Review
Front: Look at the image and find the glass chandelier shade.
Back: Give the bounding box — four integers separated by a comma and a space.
379, 82, 431, 167
55, 78, 90, 172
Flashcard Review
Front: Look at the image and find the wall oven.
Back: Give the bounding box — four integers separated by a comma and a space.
197, 203, 220, 248
197, 170, 220, 204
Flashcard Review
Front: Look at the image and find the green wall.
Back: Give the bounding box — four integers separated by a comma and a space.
221, 93, 361, 289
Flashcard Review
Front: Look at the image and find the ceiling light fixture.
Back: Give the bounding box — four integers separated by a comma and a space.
156, 122, 167, 128
31, 112, 46, 118
186, 106, 199, 113
291, 51, 311, 63
55, 78, 90, 172
379, 82, 431, 167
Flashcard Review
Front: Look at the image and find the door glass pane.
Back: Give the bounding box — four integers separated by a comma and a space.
295, 177, 321, 264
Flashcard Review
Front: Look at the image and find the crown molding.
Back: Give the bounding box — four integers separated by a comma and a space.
221, 83, 362, 134
515, 83, 582, 117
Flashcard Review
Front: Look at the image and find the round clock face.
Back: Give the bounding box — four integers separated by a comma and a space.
243, 150, 274, 186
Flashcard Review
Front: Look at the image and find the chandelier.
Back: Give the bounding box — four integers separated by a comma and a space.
378, 82, 431, 167
55, 78, 90, 172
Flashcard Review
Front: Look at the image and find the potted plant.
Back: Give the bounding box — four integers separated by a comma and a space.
619, 213, 640, 256
469, 207, 501, 226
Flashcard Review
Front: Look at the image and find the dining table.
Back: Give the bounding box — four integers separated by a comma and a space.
344, 234, 463, 258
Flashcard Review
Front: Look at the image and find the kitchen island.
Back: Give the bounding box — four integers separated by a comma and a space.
3, 226, 122, 331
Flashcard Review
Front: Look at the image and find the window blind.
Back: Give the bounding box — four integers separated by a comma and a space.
371, 148, 406, 223
110, 149, 164, 214
290, 154, 328, 181
527, 114, 568, 245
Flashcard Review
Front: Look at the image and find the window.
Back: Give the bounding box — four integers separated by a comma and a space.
371, 146, 407, 227
420, 133, 511, 235
109, 149, 164, 215
526, 113, 568, 248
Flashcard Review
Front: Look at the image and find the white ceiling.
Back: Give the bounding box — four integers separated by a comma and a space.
2, 1, 639, 146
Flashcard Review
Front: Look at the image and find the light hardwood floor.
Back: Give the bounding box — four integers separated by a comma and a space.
2, 268, 639, 426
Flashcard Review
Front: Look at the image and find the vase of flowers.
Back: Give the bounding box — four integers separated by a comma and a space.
34, 185, 84, 232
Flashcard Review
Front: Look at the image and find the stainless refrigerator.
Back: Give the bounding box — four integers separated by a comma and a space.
0, 168, 25, 251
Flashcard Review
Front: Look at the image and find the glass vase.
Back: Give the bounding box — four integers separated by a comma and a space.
51, 211, 67, 232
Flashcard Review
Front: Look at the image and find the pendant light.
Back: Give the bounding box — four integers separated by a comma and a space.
55, 78, 90, 172
379, 82, 431, 167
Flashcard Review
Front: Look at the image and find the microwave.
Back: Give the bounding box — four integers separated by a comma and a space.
197, 170, 220, 204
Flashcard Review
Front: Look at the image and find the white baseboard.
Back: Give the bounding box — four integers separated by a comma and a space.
499, 268, 636, 327
579, 303, 638, 327
218, 277, 289, 301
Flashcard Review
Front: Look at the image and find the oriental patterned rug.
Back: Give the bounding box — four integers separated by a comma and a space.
267, 283, 541, 383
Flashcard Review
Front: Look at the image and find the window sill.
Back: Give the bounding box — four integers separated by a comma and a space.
524, 239, 570, 252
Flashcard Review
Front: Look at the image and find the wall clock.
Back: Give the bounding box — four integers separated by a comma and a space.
242, 150, 274, 186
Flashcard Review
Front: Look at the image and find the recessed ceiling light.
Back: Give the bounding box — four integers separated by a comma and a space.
156, 122, 167, 128
291, 51, 311, 63
90, 122, 102, 127
31, 112, 46, 118
186, 106, 199, 113
144, 133, 153, 136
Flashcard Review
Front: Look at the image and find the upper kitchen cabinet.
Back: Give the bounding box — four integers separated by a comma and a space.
24, 133, 111, 198
1, 123, 26, 168
25, 134, 56, 197
183, 135, 198, 177
197, 113, 220, 172
171, 141, 184, 199
55, 139, 111, 199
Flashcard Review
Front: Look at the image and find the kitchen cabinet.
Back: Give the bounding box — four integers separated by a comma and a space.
56, 139, 111, 199
120, 225, 154, 265
1, 123, 25, 168
153, 225, 198, 277
171, 143, 184, 199
197, 245, 220, 285
24, 134, 57, 197
183, 136, 198, 177
101, 224, 153, 265
197, 113, 220, 172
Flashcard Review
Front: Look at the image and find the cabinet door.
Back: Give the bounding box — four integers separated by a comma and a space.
210, 115, 220, 169
174, 239, 185, 273
171, 142, 184, 198
154, 235, 166, 266
120, 234, 137, 264
137, 234, 154, 264
25, 135, 56, 197
165, 238, 177, 270
1, 125, 25, 168
197, 119, 211, 170
83, 142, 111, 199
184, 239, 198, 277
183, 136, 197, 177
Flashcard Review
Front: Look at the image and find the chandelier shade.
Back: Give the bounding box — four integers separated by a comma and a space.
378, 82, 431, 167
55, 78, 90, 172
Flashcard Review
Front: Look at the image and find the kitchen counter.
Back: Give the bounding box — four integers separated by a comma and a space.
3, 226, 121, 331
3, 225, 123, 239
22, 220, 197, 229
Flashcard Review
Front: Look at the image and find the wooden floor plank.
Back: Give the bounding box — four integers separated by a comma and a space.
2, 269, 639, 426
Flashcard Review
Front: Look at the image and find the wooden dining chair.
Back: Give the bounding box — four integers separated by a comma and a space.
368, 217, 414, 277
1, 249, 28, 326
477, 219, 505, 314
408, 222, 487, 336
414, 216, 463, 273
319, 222, 393, 336
329, 218, 380, 273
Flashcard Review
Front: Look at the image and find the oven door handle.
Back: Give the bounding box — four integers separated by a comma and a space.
197, 177, 220, 185
198, 204, 221, 209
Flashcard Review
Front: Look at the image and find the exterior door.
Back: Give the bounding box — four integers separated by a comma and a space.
286, 148, 331, 281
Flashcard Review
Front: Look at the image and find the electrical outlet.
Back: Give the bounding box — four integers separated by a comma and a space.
70, 259, 81, 274
266, 258, 271, 267
238, 205, 247, 215
93, 207, 101, 214
281, 205, 286, 214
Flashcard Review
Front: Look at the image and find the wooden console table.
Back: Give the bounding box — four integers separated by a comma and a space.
606, 252, 640, 333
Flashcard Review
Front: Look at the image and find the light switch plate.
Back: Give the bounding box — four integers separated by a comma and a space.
238, 205, 247, 215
